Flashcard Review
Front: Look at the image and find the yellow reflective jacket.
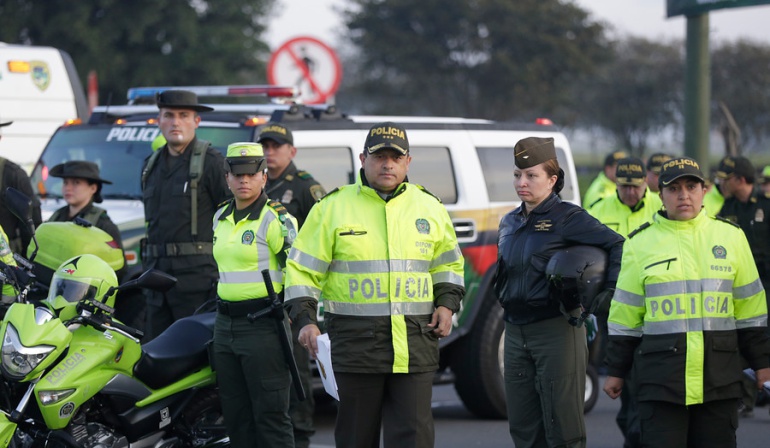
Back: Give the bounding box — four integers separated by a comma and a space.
587, 188, 662, 237
285, 178, 465, 374
212, 195, 296, 301
583, 172, 616, 209
0, 226, 17, 302
606, 209, 770, 405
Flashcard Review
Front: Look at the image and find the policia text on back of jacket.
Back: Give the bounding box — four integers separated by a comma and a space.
284, 122, 465, 448
603, 157, 770, 448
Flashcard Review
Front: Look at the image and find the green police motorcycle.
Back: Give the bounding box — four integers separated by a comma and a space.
0, 188, 228, 447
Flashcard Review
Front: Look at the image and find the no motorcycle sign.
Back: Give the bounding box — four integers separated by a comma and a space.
268, 36, 342, 104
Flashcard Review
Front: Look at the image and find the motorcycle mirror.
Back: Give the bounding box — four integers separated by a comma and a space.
5, 187, 38, 261
118, 269, 177, 293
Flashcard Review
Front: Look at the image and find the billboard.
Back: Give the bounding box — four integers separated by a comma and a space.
668, 0, 770, 17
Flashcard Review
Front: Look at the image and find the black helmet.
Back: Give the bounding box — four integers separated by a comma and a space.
546, 246, 608, 314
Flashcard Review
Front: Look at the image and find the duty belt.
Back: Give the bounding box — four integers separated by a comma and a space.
217, 298, 271, 317
144, 242, 213, 258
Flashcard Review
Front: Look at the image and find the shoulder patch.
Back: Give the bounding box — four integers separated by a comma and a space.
309, 184, 326, 201
714, 215, 740, 229
628, 221, 652, 239
414, 184, 442, 203
297, 170, 313, 180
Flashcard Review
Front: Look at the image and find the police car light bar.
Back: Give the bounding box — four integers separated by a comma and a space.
127, 85, 299, 102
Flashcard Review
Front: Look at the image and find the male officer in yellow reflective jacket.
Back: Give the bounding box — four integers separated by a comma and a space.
284, 122, 466, 448
212, 142, 298, 447
603, 157, 770, 448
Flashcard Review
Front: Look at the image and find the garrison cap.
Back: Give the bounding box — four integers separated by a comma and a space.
659, 157, 705, 187
604, 150, 629, 167
364, 122, 409, 155
716, 155, 755, 182
156, 90, 214, 112
258, 122, 293, 146
615, 157, 646, 186
514, 137, 556, 169
646, 152, 673, 174
224, 142, 265, 175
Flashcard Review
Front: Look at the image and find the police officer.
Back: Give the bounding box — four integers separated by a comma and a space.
48, 161, 123, 249
715, 155, 770, 417
141, 90, 230, 341
584, 149, 629, 209
644, 152, 672, 193
213, 142, 297, 448
257, 122, 326, 447
588, 157, 661, 448
285, 122, 466, 448
603, 157, 770, 448
0, 120, 42, 255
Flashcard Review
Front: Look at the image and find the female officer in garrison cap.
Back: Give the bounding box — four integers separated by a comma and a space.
494, 136, 624, 448
211, 142, 298, 447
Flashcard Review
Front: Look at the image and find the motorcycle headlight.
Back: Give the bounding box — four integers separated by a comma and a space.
1, 324, 55, 379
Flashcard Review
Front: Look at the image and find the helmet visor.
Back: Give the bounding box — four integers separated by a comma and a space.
47, 277, 99, 304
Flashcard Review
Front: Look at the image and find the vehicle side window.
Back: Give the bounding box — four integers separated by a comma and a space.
407, 147, 457, 204
294, 147, 356, 191
477, 146, 576, 203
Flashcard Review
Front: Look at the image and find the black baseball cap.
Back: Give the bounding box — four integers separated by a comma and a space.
604, 150, 629, 167
646, 153, 673, 174
716, 155, 755, 182
615, 157, 646, 186
659, 157, 705, 187
364, 122, 409, 155
258, 122, 293, 146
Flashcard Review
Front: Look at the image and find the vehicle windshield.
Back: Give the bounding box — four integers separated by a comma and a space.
30, 125, 252, 199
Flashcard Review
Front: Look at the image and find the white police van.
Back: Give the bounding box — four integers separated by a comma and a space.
30, 85, 591, 418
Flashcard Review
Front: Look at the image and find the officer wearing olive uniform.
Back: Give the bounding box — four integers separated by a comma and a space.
141, 90, 230, 341
285, 122, 465, 448
213, 142, 298, 448
257, 122, 325, 447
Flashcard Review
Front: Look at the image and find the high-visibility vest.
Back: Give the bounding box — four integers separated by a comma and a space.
212, 199, 296, 302
608, 209, 767, 405
285, 180, 465, 373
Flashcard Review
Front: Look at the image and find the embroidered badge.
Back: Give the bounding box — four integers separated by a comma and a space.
310, 184, 326, 201
756, 208, 765, 223
242, 230, 255, 245
416, 218, 430, 234
281, 190, 294, 204
534, 220, 553, 231
712, 245, 727, 259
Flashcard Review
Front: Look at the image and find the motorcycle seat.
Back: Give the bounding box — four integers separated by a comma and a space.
134, 312, 216, 390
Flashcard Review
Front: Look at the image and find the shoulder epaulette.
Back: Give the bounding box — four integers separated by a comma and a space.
715, 215, 740, 228
414, 184, 442, 203
216, 198, 231, 209
267, 199, 288, 217
296, 170, 313, 180
319, 187, 341, 201
628, 221, 652, 239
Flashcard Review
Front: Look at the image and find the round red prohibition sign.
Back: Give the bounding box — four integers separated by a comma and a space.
268, 36, 342, 104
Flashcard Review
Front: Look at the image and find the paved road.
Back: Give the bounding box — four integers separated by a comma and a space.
309, 380, 770, 447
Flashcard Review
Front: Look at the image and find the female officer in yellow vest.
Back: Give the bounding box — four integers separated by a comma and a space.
603, 157, 770, 448
212, 142, 298, 448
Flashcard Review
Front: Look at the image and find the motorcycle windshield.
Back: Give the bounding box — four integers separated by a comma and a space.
47, 278, 98, 303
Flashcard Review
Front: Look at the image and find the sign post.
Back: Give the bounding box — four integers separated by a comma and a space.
268, 36, 342, 104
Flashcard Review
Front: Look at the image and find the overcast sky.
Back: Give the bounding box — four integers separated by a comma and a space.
264, 0, 770, 50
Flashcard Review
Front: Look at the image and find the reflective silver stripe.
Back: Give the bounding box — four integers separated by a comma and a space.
212, 206, 227, 231
644, 279, 733, 298
284, 284, 322, 301
288, 248, 330, 273
734, 279, 764, 299
324, 300, 435, 316
608, 322, 642, 338
257, 214, 275, 274
642, 317, 736, 334
613, 289, 645, 308
736, 315, 768, 329
431, 271, 464, 286
219, 270, 283, 285
329, 259, 431, 274
430, 246, 463, 270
